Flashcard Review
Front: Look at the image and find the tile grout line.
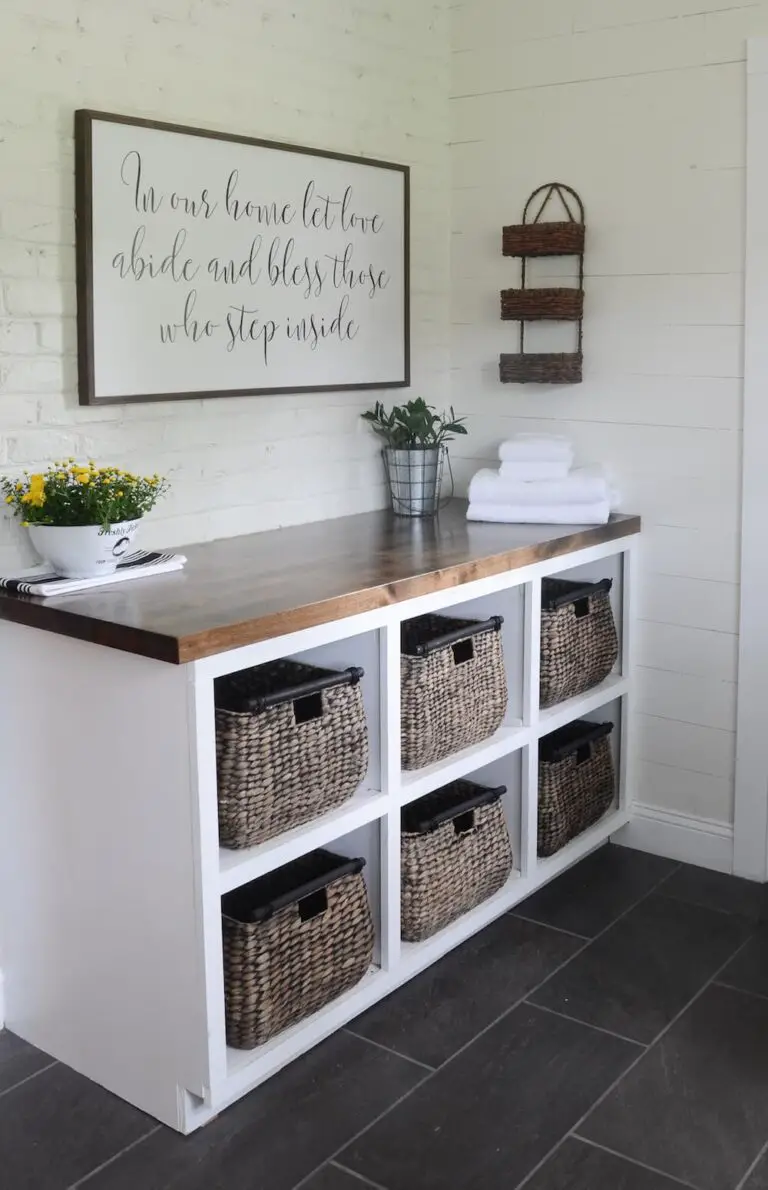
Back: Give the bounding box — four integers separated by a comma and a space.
550, 857, 685, 949
715, 980, 768, 1004
637, 860, 682, 900
522, 999, 647, 1049
514, 857, 684, 949
508, 910, 590, 940
654, 890, 766, 925
513, 858, 686, 1002
512, 932, 756, 1190
343, 1027, 435, 1073
294, 855, 687, 1190
68, 1125, 163, 1190
735, 1133, 768, 1190
329, 1159, 390, 1190
574, 1135, 701, 1189
289, 1071, 432, 1190
0, 1059, 58, 1101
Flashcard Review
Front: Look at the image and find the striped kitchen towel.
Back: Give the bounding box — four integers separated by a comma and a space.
0, 549, 187, 598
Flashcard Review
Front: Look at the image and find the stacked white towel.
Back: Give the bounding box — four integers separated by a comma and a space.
467, 435, 614, 525
499, 434, 574, 472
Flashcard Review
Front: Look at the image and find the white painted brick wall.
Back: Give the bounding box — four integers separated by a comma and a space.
450, 0, 761, 827
0, 0, 450, 567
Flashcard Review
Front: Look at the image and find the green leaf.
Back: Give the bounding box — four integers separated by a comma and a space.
361, 397, 469, 448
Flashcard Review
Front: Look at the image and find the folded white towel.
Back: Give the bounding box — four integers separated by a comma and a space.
0, 549, 187, 598
469, 467, 609, 508
467, 501, 611, 526
498, 459, 572, 481
498, 434, 574, 465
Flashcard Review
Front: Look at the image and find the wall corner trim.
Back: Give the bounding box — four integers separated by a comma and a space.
735, 36, 768, 882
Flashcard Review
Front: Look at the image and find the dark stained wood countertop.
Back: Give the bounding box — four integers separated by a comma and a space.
0, 502, 640, 664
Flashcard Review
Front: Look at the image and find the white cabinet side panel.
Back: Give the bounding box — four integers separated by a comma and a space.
0, 623, 209, 1129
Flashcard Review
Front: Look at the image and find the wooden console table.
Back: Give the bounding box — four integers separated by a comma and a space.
0, 502, 640, 1132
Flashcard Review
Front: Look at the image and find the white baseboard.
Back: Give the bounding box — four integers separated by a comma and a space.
613, 803, 734, 874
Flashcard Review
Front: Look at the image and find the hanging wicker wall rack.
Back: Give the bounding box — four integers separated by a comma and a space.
499, 183, 585, 385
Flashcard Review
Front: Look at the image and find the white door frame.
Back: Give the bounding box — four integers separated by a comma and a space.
734, 39, 768, 880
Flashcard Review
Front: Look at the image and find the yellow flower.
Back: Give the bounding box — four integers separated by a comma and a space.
77, 474, 90, 485
117, 490, 124, 497
4, 495, 13, 504
15, 481, 23, 491
20, 521, 29, 528
27, 474, 45, 501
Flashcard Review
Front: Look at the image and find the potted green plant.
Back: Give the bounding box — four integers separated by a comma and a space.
361, 397, 467, 517
2, 460, 170, 579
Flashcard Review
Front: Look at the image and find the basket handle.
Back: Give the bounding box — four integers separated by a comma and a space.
541, 578, 612, 612
453, 810, 476, 836
298, 888, 328, 922
452, 638, 474, 665
244, 666, 364, 713
412, 615, 504, 658
405, 784, 507, 833
540, 721, 613, 765
241, 855, 367, 922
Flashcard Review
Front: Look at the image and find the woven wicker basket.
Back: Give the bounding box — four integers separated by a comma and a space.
499, 352, 583, 384
401, 780, 513, 942
540, 578, 618, 709
538, 721, 615, 858
503, 221, 585, 258
215, 660, 369, 849
400, 613, 508, 770
222, 849, 374, 1049
501, 288, 584, 321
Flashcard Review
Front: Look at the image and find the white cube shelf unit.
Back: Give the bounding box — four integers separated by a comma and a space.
0, 504, 640, 1133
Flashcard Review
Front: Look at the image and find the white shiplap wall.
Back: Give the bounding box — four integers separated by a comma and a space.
0, 0, 450, 569
449, 0, 764, 828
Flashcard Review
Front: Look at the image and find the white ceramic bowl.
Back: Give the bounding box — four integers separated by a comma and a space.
28, 520, 140, 579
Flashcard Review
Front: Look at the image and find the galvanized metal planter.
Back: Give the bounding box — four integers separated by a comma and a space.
382, 445, 446, 517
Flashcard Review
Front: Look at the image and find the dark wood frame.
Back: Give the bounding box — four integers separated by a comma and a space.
74, 109, 411, 406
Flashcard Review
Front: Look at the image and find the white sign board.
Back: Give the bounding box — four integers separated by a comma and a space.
75, 111, 409, 404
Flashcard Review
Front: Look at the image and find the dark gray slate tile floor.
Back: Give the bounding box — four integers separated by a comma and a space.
2, 844, 768, 1190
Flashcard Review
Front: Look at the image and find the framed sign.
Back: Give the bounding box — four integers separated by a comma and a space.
74, 110, 409, 405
